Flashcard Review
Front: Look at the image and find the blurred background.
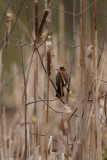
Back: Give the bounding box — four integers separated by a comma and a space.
0, 0, 107, 108
0, 0, 107, 159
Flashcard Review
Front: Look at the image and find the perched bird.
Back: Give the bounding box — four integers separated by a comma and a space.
56, 67, 68, 97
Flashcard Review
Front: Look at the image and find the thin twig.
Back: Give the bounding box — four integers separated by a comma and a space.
88, 31, 106, 101
26, 7, 35, 41
38, 96, 64, 113
30, 132, 58, 142
29, 132, 73, 146
68, 108, 78, 122
26, 97, 58, 106
89, 92, 107, 101
75, 0, 100, 16
50, 0, 100, 16
50, 5, 73, 15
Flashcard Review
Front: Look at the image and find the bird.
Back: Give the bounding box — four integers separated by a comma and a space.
56, 67, 68, 97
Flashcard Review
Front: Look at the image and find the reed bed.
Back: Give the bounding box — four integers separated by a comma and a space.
0, 0, 107, 160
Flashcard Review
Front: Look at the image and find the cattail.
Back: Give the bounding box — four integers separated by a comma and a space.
5, 12, 12, 47
45, 0, 52, 31
46, 35, 52, 76
45, 0, 51, 9
38, 9, 49, 39
45, 35, 52, 160
35, 0, 39, 38
47, 0, 51, 5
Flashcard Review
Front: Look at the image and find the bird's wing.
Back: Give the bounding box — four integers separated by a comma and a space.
60, 71, 68, 86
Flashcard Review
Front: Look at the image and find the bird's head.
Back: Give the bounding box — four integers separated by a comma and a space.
59, 66, 66, 71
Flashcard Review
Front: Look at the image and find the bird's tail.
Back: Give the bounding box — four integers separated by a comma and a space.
56, 87, 64, 97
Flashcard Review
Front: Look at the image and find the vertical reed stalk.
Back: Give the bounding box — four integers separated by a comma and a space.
67, 1, 76, 157
104, 93, 107, 126
5, 12, 12, 48
79, 0, 88, 159
2, 107, 7, 160
67, 0, 76, 102
91, 115, 96, 160
34, 70, 37, 148
8, 128, 12, 159
58, 1, 65, 61
46, 75, 50, 159
93, 1, 102, 159
0, 50, 3, 113
45, 36, 52, 159
35, 0, 39, 37
34, 0, 39, 122
34, 70, 37, 116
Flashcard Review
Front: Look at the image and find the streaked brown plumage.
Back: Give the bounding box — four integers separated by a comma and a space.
56, 67, 68, 97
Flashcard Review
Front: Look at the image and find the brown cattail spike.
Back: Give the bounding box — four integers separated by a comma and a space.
38, 9, 49, 39
45, 0, 51, 8
35, 0, 39, 38
5, 13, 12, 47
47, 0, 51, 7
45, 0, 51, 30
46, 35, 52, 76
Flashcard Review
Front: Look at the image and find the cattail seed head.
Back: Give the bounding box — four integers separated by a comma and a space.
35, 0, 39, 37
45, 0, 52, 30
5, 12, 12, 47
46, 35, 52, 76
46, 35, 52, 52
38, 9, 49, 40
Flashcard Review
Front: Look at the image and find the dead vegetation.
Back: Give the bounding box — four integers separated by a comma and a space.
0, 0, 107, 160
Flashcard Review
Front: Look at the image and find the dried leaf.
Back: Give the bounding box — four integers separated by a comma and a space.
41, 31, 47, 40
68, 90, 73, 97
32, 115, 37, 122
